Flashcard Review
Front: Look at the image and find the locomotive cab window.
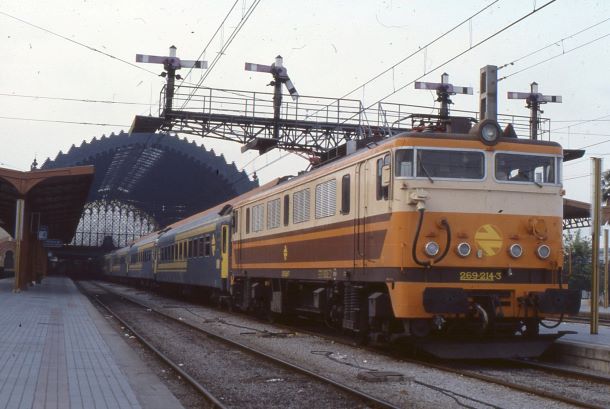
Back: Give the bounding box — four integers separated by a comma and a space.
395, 149, 414, 177
417, 149, 484, 180
495, 153, 557, 184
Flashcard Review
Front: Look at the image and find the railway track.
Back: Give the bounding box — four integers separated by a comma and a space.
78, 281, 401, 409
286, 325, 610, 409
262, 304, 610, 409
414, 358, 610, 409
91, 280, 610, 408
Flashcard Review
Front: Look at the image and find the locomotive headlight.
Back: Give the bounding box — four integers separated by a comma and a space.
537, 244, 551, 259
509, 243, 523, 258
456, 242, 471, 257
471, 119, 502, 146
424, 241, 440, 257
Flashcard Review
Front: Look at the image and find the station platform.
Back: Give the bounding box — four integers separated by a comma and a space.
541, 300, 610, 375
0, 277, 183, 409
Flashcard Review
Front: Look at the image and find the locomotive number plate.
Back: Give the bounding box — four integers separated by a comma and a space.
459, 271, 502, 282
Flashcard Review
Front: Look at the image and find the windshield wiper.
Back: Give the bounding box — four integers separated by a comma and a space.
417, 151, 434, 183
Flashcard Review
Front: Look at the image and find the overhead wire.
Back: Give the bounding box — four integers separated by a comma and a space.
175, 0, 240, 92
333, 0, 501, 101
0, 92, 152, 106
240, 0, 557, 181
552, 113, 610, 131
339, 0, 557, 125
0, 10, 160, 78
178, 0, 262, 111
0, 115, 129, 127
498, 17, 610, 70
498, 31, 610, 81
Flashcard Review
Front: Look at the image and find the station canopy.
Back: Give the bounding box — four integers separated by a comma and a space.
0, 166, 94, 243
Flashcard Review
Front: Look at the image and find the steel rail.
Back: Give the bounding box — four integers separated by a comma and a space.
265, 312, 610, 409
76, 282, 228, 409
508, 358, 610, 385
405, 358, 608, 409
89, 281, 401, 409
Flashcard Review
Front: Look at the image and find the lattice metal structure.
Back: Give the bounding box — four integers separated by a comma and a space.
563, 217, 591, 230
72, 200, 157, 247
132, 84, 552, 158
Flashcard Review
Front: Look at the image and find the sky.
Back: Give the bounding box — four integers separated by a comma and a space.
1, 0, 610, 204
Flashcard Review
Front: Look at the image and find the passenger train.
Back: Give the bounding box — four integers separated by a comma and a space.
105, 109, 581, 358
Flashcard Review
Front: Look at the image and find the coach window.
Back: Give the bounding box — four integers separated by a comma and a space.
246, 208, 251, 234
204, 235, 211, 256
341, 174, 350, 214
198, 237, 204, 257
283, 195, 290, 226
376, 154, 390, 200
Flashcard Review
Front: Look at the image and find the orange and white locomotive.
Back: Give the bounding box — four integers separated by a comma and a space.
106, 69, 580, 358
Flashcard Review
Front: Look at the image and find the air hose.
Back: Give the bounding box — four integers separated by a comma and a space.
412, 208, 452, 267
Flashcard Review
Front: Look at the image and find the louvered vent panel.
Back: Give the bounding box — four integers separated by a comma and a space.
267, 198, 280, 229
315, 179, 336, 219
293, 188, 310, 224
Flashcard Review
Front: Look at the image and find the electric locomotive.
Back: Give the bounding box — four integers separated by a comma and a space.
105, 70, 581, 359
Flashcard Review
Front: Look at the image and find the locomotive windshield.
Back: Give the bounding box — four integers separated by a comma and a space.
395, 148, 485, 180
495, 153, 558, 184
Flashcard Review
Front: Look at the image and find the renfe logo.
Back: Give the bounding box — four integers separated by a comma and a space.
474, 224, 503, 257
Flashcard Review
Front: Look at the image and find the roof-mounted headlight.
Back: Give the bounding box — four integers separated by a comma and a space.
470, 119, 502, 146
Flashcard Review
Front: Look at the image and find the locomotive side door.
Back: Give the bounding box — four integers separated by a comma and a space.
354, 160, 367, 272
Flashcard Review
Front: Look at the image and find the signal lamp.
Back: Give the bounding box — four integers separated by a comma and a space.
537, 244, 551, 259
456, 242, 471, 257
509, 243, 523, 258
424, 241, 440, 257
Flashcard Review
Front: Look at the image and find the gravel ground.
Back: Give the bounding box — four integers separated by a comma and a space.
450, 362, 610, 408
97, 281, 583, 409
90, 287, 374, 409
84, 283, 214, 409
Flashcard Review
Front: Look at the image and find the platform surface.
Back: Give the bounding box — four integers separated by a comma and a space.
0, 277, 183, 409
541, 299, 610, 348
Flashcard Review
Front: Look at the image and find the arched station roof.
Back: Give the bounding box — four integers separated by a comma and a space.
42, 132, 258, 229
